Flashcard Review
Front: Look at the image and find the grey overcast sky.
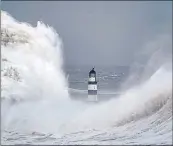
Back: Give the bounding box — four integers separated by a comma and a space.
2, 1, 172, 66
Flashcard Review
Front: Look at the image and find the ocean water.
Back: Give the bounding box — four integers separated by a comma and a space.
65, 65, 129, 101
1, 11, 172, 145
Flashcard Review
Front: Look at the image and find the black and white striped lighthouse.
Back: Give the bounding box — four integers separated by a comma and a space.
88, 67, 98, 102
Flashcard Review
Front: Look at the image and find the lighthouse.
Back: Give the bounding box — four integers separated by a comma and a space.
88, 67, 98, 102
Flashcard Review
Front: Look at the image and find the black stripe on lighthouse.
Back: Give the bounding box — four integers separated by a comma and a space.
88, 81, 97, 84
88, 90, 97, 95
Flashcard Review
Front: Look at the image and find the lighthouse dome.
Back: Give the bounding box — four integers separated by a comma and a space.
89, 68, 96, 74
89, 68, 96, 77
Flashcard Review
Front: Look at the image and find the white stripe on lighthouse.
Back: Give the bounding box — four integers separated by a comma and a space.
89, 77, 96, 82
88, 84, 97, 90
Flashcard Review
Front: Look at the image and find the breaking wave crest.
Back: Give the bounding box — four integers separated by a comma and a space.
1, 11, 69, 102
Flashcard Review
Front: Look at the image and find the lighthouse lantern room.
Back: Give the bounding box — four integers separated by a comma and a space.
88, 67, 98, 102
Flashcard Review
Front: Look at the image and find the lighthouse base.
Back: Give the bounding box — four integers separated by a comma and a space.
87, 95, 98, 102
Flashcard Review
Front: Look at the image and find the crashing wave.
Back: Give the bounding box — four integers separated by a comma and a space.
1, 11, 69, 102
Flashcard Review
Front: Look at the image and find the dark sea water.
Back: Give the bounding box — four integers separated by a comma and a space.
65, 65, 129, 90
65, 65, 130, 101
